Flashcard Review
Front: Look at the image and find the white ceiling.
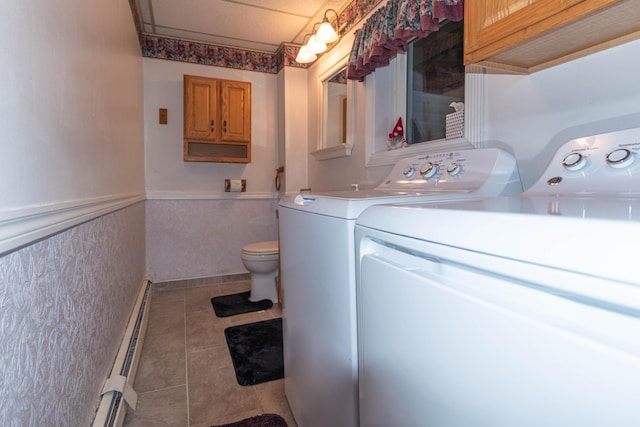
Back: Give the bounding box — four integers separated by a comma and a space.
137, 0, 351, 53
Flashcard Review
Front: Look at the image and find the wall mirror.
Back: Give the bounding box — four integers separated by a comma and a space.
312, 57, 354, 160
323, 65, 347, 146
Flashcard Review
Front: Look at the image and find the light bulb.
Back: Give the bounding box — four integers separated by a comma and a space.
306, 34, 327, 54
317, 20, 339, 43
295, 45, 317, 64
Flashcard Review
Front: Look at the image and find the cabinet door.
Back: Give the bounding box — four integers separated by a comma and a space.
184, 75, 218, 141
465, 0, 590, 63
220, 80, 251, 142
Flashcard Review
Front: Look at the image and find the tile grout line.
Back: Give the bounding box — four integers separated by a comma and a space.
136, 383, 187, 396
184, 291, 190, 427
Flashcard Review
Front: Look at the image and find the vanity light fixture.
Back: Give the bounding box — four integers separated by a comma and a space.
295, 8, 341, 64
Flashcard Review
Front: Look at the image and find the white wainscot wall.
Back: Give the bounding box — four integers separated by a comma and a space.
0, 203, 146, 425
146, 199, 279, 282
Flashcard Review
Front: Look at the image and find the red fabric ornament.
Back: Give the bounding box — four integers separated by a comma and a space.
387, 117, 407, 150
389, 117, 404, 139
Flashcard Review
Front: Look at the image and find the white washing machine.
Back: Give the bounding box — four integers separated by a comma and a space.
278, 148, 522, 427
355, 127, 640, 426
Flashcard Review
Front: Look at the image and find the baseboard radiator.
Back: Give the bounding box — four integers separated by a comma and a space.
92, 278, 153, 427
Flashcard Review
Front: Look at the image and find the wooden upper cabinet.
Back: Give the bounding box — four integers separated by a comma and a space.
465, 0, 582, 55
184, 76, 219, 141
220, 80, 251, 142
464, 0, 640, 73
183, 75, 251, 163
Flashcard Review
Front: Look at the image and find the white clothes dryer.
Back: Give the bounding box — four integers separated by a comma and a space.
278, 148, 522, 427
355, 127, 640, 427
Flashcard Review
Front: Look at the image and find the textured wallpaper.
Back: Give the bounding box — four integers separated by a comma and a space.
0, 203, 146, 425
146, 199, 279, 282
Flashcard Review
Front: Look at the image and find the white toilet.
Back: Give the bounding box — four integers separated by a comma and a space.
241, 240, 279, 303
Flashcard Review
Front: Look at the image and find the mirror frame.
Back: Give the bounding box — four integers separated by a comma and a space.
312, 55, 354, 161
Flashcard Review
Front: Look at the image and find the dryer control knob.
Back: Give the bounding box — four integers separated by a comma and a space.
606, 148, 635, 169
420, 162, 438, 180
562, 153, 587, 171
447, 162, 462, 176
403, 166, 416, 179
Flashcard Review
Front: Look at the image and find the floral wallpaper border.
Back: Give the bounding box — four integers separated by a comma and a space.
128, 0, 384, 73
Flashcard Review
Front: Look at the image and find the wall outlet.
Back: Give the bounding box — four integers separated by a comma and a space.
159, 108, 168, 124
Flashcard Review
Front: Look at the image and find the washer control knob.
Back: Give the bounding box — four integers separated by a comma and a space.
562, 153, 587, 171
420, 162, 438, 180
606, 148, 635, 169
403, 166, 416, 179
447, 162, 462, 176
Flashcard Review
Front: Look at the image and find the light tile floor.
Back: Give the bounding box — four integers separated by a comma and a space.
124, 280, 297, 427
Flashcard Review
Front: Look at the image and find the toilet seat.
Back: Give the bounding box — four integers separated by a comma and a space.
242, 240, 279, 256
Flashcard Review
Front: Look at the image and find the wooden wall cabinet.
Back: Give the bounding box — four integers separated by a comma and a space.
464, 0, 640, 73
183, 75, 251, 163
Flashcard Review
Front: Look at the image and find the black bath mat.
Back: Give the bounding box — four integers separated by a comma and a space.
211, 413, 288, 427
224, 318, 284, 386
211, 291, 273, 317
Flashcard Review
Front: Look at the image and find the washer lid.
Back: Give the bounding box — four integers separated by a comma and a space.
243, 240, 279, 254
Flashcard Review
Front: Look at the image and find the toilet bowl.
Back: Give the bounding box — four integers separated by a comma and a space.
241, 240, 279, 303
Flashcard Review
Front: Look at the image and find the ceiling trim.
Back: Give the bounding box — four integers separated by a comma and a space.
128, 0, 385, 74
